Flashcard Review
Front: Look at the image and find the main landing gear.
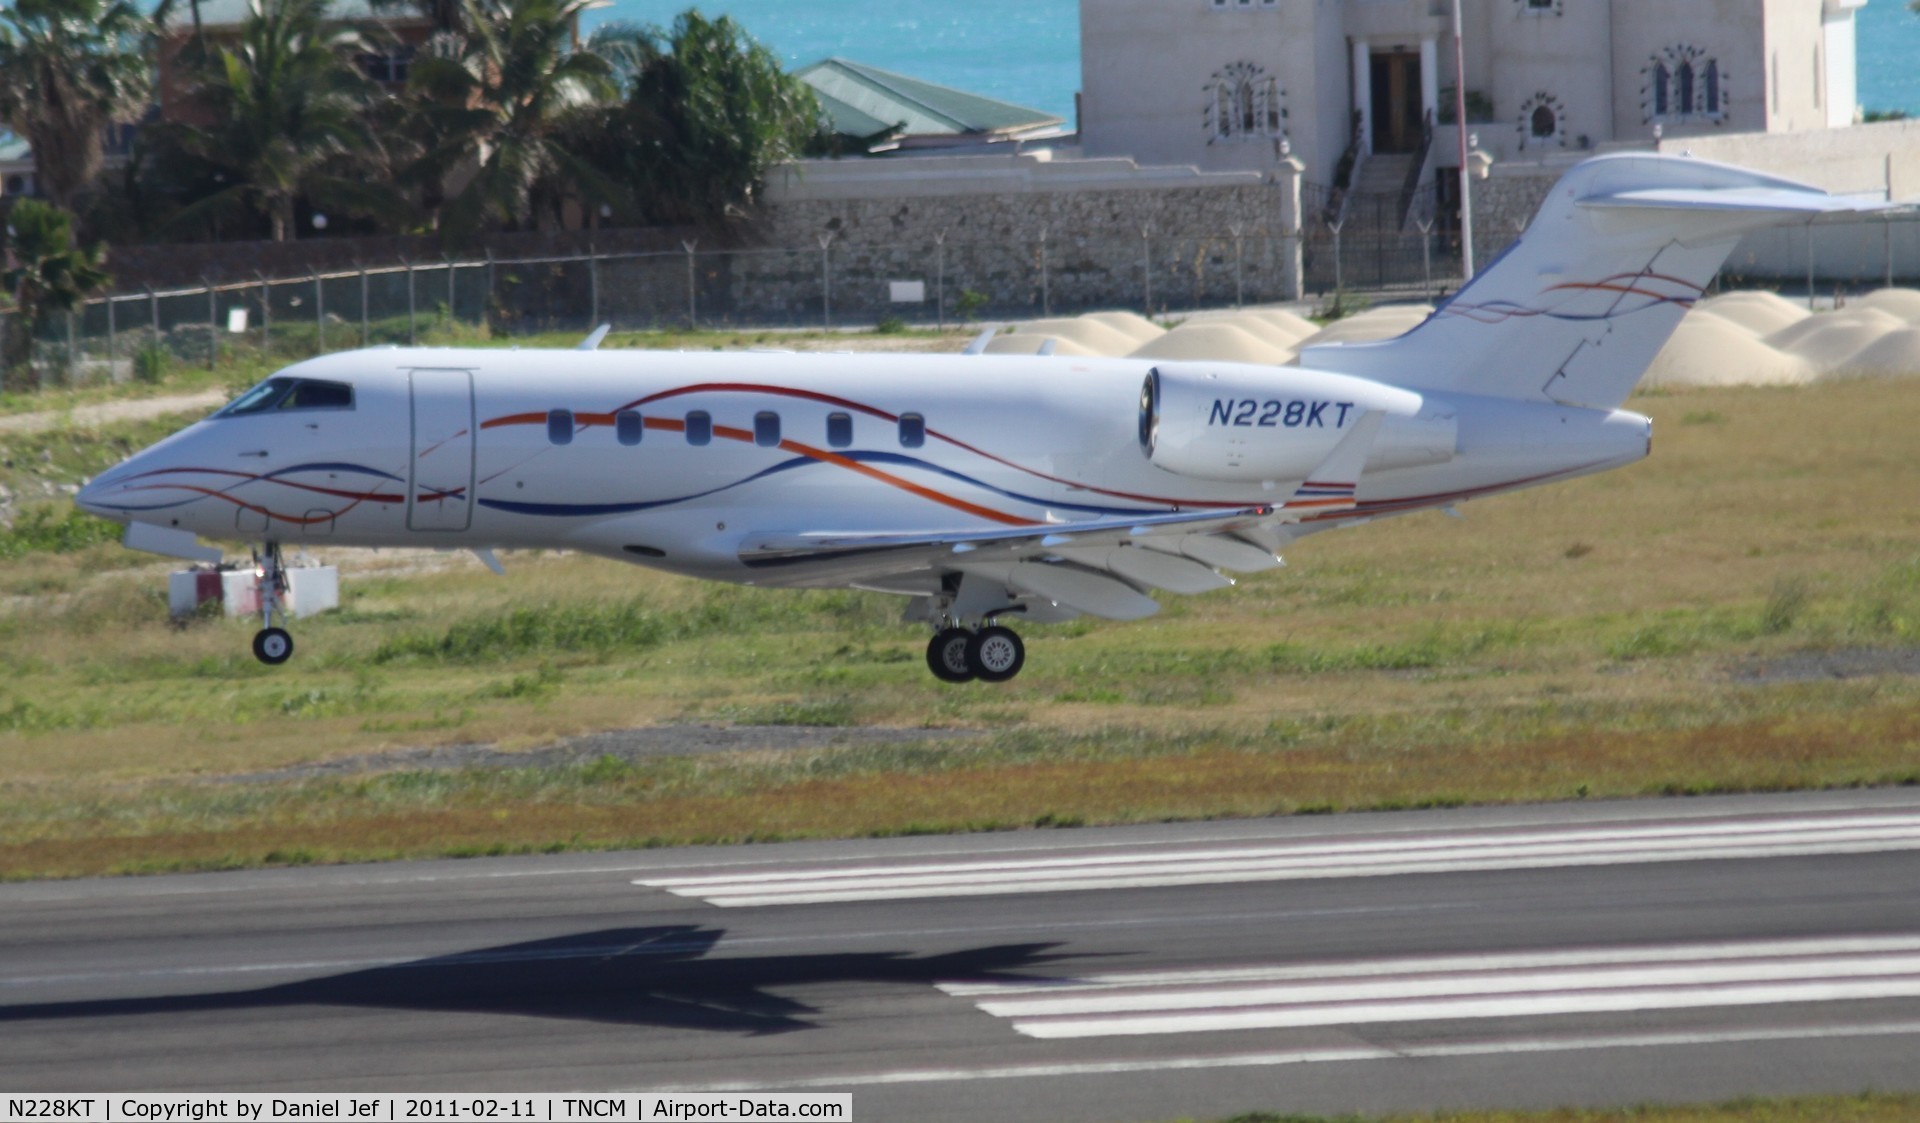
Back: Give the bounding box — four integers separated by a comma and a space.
925, 623, 1025, 684
251, 541, 294, 666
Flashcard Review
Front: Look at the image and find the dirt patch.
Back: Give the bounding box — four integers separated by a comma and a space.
1728, 647, 1920, 685
222, 723, 982, 783
0, 390, 227, 434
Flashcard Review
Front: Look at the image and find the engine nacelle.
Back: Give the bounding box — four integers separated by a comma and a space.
1139, 363, 1458, 483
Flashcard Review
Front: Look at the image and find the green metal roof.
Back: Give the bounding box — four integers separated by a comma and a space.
160, 0, 432, 31
795, 57, 1061, 141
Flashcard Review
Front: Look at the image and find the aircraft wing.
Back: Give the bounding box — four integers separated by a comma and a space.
736, 412, 1384, 619
738, 504, 1275, 577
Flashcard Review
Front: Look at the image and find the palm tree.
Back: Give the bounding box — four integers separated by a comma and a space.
2, 199, 109, 389
157, 0, 399, 241
0, 0, 155, 212
405, 0, 618, 240
580, 12, 820, 225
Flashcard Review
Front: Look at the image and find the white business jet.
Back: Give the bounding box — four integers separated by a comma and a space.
76, 154, 1889, 681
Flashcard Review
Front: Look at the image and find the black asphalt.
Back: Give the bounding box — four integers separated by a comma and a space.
2, 790, 1918, 1122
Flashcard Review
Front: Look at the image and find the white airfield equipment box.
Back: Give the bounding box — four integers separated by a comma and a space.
168, 565, 340, 619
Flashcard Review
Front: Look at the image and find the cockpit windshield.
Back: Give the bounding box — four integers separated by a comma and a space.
216, 377, 355, 417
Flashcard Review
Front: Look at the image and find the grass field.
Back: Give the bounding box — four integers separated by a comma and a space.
0, 360, 1917, 879
1194, 1093, 1920, 1123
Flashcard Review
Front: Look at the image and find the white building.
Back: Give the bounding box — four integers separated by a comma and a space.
1079, 0, 1869, 186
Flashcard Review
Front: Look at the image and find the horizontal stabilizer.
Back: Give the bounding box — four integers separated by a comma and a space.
1297, 153, 1909, 411
1582, 187, 1899, 218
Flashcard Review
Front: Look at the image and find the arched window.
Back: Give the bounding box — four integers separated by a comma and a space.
1649, 49, 1723, 122
1530, 104, 1557, 138
1207, 63, 1283, 143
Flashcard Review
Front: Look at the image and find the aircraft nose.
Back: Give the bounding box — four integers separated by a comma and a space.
75, 462, 144, 522
75, 474, 120, 520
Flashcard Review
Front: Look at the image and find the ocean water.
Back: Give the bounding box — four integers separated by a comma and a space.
1857, 0, 1920, 116
594, 0, 1083, 123
598, 1, 1920, 126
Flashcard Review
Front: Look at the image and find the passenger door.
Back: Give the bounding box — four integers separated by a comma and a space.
408, 368, 476, 532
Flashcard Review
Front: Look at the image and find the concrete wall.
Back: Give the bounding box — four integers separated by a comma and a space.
1079, 0, 1336, 178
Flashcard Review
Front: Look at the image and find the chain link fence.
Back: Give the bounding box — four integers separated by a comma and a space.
19, 231, 1326, 385
15, 198, 1920, 387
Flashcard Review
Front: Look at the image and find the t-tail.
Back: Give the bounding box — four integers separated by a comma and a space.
1300, 154, 1897, 409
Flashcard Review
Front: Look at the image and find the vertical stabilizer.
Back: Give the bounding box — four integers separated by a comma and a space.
1298, 154, 1894, 409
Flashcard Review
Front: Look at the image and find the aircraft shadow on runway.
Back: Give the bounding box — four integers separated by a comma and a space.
0, 926, 1076, 1035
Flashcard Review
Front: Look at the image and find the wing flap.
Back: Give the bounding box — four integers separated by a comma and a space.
738, 503, 1273, 568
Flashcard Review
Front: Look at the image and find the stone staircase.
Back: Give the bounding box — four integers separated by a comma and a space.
1352, 152, 1415, 198
1346, 152, 1424, 231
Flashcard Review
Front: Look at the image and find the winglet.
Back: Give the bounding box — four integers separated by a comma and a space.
962, 327, 997, 355
576, 324, 611, 351
1282, 410, 1384, 518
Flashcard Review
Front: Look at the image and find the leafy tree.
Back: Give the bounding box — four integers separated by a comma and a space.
2, 200, 109, 389
153, 0, 400, 242
405, 0, 619, 240
0, 0, 155, 212
583, 11, 819, 225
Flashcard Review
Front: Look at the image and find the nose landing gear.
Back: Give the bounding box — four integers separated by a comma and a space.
251, 542, 294, 666
924, 621, 1026, 683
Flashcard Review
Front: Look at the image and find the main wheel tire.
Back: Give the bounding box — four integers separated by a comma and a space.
966, 625, 1025, 683
252, 626, 294, 666
926, 627, 976, 682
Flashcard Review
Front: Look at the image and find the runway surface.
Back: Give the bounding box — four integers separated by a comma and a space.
4, 789, 1919, 1122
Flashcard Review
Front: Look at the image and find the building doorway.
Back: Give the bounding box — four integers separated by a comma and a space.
1369, 49, 1423, 153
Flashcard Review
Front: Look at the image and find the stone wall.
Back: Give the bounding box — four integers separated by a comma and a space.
743, 183, 1302, 323
733, 153, 1310, 322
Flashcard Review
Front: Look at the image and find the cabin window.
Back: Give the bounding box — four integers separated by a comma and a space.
285, 380, 354, 409
547, 409, 574, 445
754, 411, 781, 447
898, 412, 926, 448
686, 410, 712, 446
826, 412, 853, 448
616, 409, 643, 446
217, 376, 356, 417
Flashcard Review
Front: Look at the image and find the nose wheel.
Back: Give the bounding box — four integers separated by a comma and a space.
251, 542, 295, 666
253, 626, 294, 665
924, 623, 1026, 683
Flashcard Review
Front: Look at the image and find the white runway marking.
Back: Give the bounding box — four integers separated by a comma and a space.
633, 810, 1920, 907
940, 934, 1920, 1038
639, 1019, 1920, 1091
